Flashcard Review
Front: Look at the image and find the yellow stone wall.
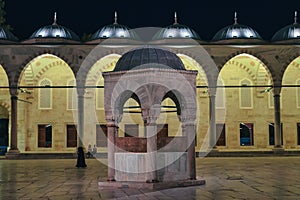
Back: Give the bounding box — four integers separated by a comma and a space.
218, 54, 274, 149
0, 52, 300, 153
18, 54, 76, 152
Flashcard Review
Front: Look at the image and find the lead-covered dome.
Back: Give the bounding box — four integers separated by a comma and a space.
90, 12, 136, 40
272, 11, 300, 42
153, 13, 200, 40
212, 12, 262, 41
29, 13, 80, 41
113, 46, 185, 72
0, 27, 18, 41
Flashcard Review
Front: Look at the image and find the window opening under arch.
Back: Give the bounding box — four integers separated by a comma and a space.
39, 78, 52, 109
240, 79, 252, 108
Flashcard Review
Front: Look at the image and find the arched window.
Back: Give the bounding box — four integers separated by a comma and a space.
216, 78, 225, 108
39, 78, 52, 109
67, 79, 77, 110
240, 79, 253, 108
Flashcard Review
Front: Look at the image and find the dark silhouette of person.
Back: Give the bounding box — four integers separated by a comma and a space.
76, 147, 87, 168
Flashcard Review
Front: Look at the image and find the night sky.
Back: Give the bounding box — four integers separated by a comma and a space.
4, 0, 300, 41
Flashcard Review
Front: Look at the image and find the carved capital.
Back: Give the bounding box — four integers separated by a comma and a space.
106, 118, 116, 127
143, 115, 158, 126
142, 106, 160, 126
106, 115, 122, 127
10, 85, 18, 96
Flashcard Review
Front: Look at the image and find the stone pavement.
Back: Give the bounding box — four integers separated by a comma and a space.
0, 157, 300, 199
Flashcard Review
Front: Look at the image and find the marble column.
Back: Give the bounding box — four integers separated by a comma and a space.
209, 94, 216, 149
77, 94, 84, 147
107, 120, 116, 181
145, 117, 158, 182
8, 94, 19, 153
274, 94, 282, 148
182, 120, 196, 180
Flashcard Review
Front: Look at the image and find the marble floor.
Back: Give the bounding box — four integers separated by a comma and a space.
0, 157, 300, 199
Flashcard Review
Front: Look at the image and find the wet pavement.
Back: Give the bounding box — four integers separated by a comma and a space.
0, 157, 300, 199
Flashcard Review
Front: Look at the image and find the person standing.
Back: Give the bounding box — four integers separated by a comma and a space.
76, 147, 87, 168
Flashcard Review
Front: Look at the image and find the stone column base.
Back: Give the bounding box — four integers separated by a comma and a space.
99, 179, 206, 190
273, 146, 284, 150
273, 147, 284, 154
5, 150, 20, 159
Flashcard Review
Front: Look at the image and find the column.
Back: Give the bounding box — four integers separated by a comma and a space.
8, 94, 19, 153
145, 117, 158, 182
209, 94, 216, 149
107, 120, 116, 181
274, 94, 282, 148
77, 93, 84, 147
182, 120, 196, 180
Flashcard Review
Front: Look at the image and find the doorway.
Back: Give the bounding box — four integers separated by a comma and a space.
240, 123, 254, 146
216, 124, 226, 146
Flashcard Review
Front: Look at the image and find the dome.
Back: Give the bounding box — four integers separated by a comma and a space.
0, 27, 18, 41
29, 13, 80, 41
212, 12, 262, 41
90, 12, 136, 39
153, 12, 201, 40
272, 12, 300, 41
113, 47, 185, 72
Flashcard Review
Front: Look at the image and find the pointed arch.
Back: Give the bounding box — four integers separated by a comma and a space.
219, 53, 273, 98
282, 57, 300, 84
279, 53, 300, 82
113, 90, 141, 120
177, 53, 209, 96
0, 64, 10, 108
15, 51, 74, 86
220, 53, 272, 83
160, 46, 219, 94
86, 54, 121, 86
282, 57, 300, 110
85, 54, 121, 101
0, 64, 9, 87
76, 47, 130, 89
19, 53, 74, 87
219, 51, 275, 81
177, 54, 208, 85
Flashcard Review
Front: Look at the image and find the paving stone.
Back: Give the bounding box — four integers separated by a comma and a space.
1, 157, 300, 199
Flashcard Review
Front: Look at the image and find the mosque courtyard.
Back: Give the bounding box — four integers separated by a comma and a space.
0, 156, 299, 199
